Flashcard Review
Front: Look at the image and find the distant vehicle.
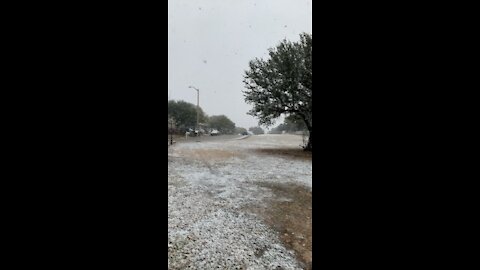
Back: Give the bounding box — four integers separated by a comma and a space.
186, 128, 202, 137
241, 131, 248, 136
210, 130, 220, 136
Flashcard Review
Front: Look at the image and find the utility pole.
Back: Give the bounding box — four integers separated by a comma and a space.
188, 86, 200, 137
168, 117, 175, 146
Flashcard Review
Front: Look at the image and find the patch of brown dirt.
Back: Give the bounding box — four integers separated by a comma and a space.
177, 149, 245, 162
248, 182, 312, 269
254, 148, 312, 161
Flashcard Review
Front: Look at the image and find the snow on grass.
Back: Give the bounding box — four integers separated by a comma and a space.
168, 135, 311, 269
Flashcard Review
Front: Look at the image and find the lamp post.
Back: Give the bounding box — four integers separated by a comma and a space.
169, 118, 174, 146
188, 86, 200, 137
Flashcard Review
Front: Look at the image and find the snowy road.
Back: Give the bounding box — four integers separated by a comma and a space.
168, 135, 312, 269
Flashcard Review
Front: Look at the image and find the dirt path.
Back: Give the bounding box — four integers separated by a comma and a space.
168, 135, 312, 269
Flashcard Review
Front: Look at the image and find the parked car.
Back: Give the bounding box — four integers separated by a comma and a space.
210, 130, 220, 136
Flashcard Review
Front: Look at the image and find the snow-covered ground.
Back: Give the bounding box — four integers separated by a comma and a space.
168, 135, 312, 269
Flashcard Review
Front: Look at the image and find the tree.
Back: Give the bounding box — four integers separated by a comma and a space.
269, 115, 308, 142
208, 115, 236, 134
269, 123, 289, 134
243, 33, 312, 150
235, 127, 248, 134
284, 115, 308, 132
249, 126, 265, 135
168, 100, 207, 133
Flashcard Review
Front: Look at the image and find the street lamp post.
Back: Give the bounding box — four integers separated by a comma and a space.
169, 118, 174, 146
188, 86, 200, 137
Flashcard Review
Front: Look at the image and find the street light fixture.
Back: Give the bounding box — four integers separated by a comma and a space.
188, 86, 200, 138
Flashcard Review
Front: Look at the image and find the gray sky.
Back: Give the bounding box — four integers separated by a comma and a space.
168, 0, 312, 129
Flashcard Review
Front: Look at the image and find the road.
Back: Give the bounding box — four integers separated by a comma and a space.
168, 134, 312, 269
168, 134, 244, 145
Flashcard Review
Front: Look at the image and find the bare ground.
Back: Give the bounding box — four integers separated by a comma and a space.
248, 182, 312, 269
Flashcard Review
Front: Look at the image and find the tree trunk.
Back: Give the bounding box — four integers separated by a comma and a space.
302, 118, 312, 152
304, 130, 312, 151
297, 113, 312, 151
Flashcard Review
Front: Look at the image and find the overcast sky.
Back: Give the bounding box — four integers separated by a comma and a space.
168, 0, 312, 129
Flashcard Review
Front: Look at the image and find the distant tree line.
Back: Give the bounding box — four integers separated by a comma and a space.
168, 100, 238, 135
249, 126, 265, 135
269, 115, 307, 134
